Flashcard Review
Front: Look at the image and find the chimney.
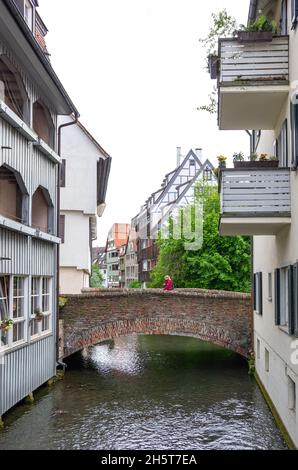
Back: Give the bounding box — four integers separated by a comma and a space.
0, 81, 4, 102
195, 148, 202, 162
176, 147, 182, 167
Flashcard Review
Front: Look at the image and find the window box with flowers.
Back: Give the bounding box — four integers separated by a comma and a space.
233, 152, 279, 168
0, 318, 14, 332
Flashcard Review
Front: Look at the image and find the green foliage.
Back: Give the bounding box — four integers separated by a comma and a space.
128, 281, 142, 288
198, 9, 238, 114
59, 296, 68, 309
242, 15, 277, 33
197, 85, 218, 114
90, 263, 104, 288
199, 9, 238, 59
149, 183, 251, 292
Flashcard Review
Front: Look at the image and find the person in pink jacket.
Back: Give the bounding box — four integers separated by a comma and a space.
164, 275, 174, 291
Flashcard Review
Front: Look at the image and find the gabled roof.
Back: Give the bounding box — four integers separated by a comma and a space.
153, 149, 202, 206
77, 120, 111, 159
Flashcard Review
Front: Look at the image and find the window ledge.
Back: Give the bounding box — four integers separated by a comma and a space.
33, 138, 60, 164
0, 214, 61, 244
278, 325, 290, 335
0, 100, 38, 142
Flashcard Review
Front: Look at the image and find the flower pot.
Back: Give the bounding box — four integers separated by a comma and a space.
0, 325, 10, 332
208, 54, 218, 80
218, 161, 226, 169
237, 31, 273, 43
233, 160, 279, 169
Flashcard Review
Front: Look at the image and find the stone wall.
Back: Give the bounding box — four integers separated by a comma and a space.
60, 288, 252, 358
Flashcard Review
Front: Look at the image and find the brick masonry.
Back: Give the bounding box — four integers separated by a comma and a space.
60, 288, 253, 358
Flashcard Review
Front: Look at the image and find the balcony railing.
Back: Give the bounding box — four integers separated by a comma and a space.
219, 36, 289, 84
219, 168, 291, 236
218, 36, 289, 130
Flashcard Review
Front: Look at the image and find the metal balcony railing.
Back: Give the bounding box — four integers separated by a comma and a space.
219, 36, 289, 85
220, 168, 291, 217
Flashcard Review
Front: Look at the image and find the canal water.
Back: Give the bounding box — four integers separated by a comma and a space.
0, 335, 287, 450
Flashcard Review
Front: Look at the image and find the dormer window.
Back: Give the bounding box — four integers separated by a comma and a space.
0, 56, 29, 122
15, 0, 35, 31
33, 99, 55, 148
24, 0, 33, 30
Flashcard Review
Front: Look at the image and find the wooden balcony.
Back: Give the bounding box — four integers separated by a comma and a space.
218, 36, 289, 130
219, 168, 291, 236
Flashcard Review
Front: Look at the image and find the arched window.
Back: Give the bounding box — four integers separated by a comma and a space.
0, 56, 29, 122
31, 186, 54, 234
0, 164, 29, 224
33, 100, 55, 148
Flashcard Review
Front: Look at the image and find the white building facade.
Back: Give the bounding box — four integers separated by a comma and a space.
217, 0, 298, 447
59, 119, 111, 294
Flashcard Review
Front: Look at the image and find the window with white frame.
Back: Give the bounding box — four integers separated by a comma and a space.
254, 272, 263, 315
30, 277, 39, 336
30, 276, 52, 337
12, 277, 26, 343
24, 0, 33, 30
0, 276, 10, 347
0, 275, 27, 349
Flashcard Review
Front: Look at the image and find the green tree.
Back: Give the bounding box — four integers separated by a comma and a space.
149, 183, 251, 292
90, 263, 104, 288
128, 280, 142, 288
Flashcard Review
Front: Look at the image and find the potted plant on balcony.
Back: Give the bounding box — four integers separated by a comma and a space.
0, 319, 14, 332
217, 155, 227, 169
208, 54, 219, 80
34, 307, 44, 322
233, 152, 279, 168
237, 15, 277, 43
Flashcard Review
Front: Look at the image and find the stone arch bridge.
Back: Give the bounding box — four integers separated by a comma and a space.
59, 289, 252, 359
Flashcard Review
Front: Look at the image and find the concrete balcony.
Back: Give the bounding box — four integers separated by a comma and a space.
219, 168, 291, 236
218, 36, 289, 130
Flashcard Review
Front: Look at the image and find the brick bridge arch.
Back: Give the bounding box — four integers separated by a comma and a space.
59, 289, 252, 359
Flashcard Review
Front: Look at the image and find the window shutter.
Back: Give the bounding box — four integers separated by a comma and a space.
293, 263, 298, 337
59, 215, 65, 244
288, 265, 295, 335
258, 272, 263, 316
281, 0, 288, 34
291, 103, 298, 168
292, 0, 298, 27
275, 268, 281, 325
253, 274, 257, 310
60, 159, 66, 187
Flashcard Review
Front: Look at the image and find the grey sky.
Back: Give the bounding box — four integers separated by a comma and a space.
38, 0, 250, 245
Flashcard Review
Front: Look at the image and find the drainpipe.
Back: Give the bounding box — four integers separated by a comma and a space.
56, 112, 80, 361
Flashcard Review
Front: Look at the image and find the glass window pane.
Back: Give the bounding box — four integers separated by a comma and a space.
42, 315, 50, 332
0, 276, 9, 322
13, 321, 24, 343
30, 319, 39, 336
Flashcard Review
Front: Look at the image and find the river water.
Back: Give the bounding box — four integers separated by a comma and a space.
0, 335, 287, 450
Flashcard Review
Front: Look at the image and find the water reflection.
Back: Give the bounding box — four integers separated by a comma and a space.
0, 335, 287, 450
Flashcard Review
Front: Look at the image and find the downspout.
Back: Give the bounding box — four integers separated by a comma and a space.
56, 112, 80, 362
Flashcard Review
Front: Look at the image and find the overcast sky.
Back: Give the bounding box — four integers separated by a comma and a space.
39, 0, 250, 245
